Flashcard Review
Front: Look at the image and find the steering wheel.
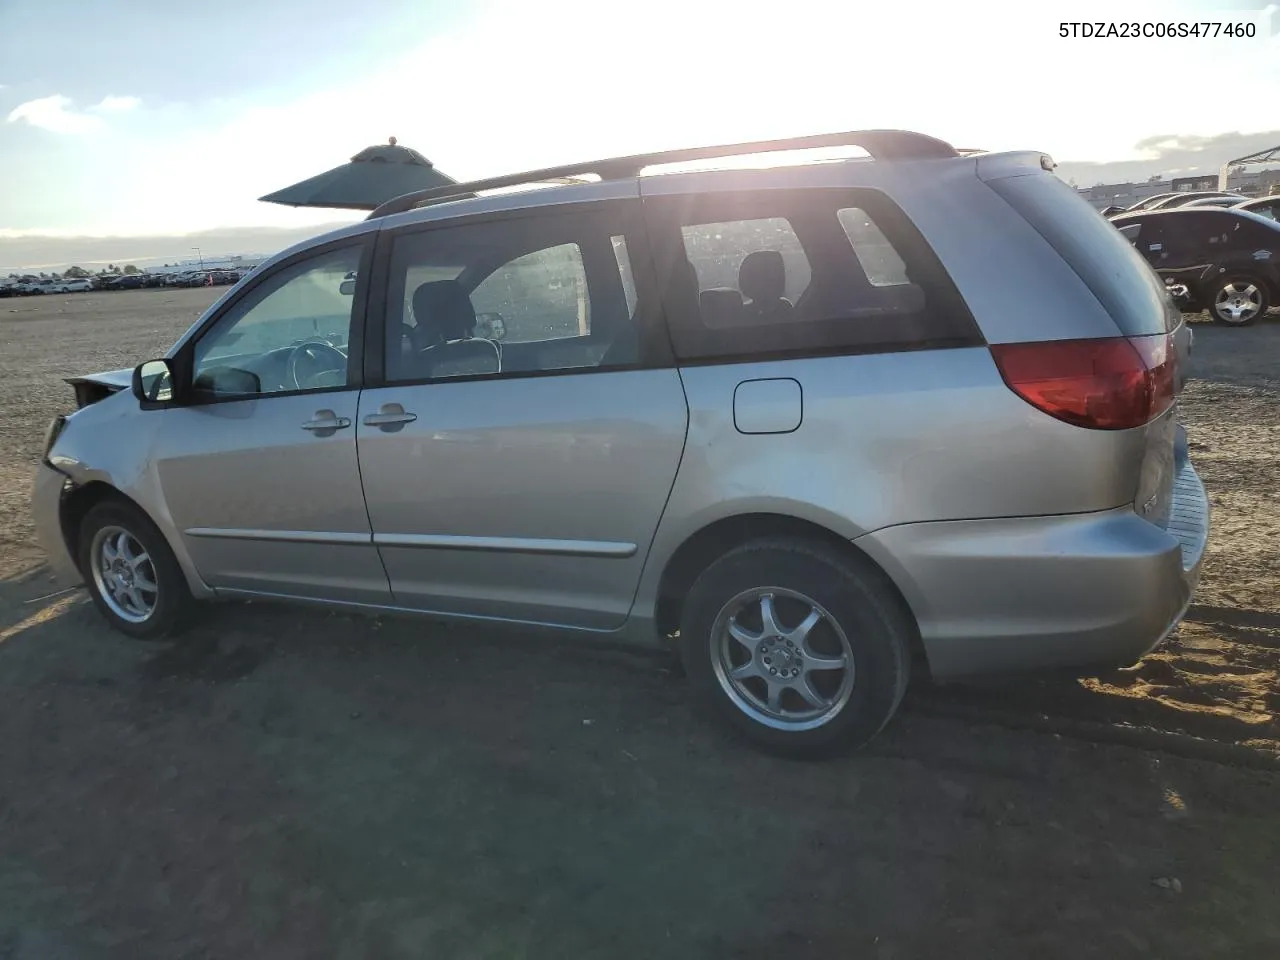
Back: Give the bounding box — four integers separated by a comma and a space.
287, 340, 347, 390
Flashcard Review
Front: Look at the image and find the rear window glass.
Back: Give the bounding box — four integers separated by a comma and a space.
646, 188, 980, 360
988, 173, 1178, 335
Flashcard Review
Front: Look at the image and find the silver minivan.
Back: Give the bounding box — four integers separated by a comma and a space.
31, 130, 1209, 755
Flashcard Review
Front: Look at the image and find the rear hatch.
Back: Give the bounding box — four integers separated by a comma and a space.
981, 165, 1189, 531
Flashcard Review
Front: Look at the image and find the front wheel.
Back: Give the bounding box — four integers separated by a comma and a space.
78, 500, 194, 640
1208, 275, 1270, 326
680, 539, 912, 758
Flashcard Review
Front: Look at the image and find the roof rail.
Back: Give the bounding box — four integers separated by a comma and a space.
366, 129, 958, 220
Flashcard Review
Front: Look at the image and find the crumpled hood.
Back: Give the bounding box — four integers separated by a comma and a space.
65, 367, 134, 408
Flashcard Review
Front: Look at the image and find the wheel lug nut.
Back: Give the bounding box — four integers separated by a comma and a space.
770, 668, 777, 675
764, 657, 772, 665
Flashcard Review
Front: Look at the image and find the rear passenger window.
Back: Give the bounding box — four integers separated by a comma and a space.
681, 217, 812, 303
645, 188, 979, 361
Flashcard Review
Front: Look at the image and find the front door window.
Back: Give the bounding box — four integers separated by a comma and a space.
192, 245, 362, 398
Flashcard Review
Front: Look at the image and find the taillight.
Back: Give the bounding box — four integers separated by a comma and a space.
990, 334, 1177, 430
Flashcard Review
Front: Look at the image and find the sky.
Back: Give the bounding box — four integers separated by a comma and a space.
2, 0, 1279, 270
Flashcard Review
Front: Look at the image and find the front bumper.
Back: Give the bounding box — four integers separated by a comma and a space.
855, 456, 1209, 682
30, 462, 82, 585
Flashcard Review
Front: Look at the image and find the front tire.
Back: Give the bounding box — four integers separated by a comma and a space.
680, 539, 912, 758
1207, 274, 1269, 326
78, 500, 193, 640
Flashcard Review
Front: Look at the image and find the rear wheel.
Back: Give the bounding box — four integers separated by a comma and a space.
680, 539, 912, 757
1208, 275, 1269, 326
78, 500, 193, 640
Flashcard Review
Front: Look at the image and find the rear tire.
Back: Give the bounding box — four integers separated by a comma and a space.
1207, 274, 1269, 326
77, 500, 193, 641
680, 539, 912, 758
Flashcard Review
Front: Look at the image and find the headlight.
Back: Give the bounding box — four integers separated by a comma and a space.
42, 415, 67, 461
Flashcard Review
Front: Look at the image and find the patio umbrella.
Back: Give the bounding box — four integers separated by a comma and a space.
258, 137, 457, 211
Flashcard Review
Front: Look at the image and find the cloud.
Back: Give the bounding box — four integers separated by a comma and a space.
6, 93, 140, 134
91, 95, 141, 114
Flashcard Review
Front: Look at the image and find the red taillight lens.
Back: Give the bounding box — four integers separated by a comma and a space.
990, 334, 1177, 430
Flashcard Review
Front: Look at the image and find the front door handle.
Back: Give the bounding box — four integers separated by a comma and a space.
301, 410, 351, 433
363, 402, 417, 429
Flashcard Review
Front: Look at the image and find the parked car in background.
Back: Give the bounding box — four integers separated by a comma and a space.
107, 275, 147, 290
1112, 207, 1280, 325
1122, 192, 1182, 212
32, 130, 1208, 756
1177, 195, 1249, 210
1233, 196, 1280, 221
1145, 191, 1243, 211
46, 278, 95, 293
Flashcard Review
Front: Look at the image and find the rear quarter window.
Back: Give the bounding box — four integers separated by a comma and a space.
644, 187, 980, 362
987, 173, 1179, 335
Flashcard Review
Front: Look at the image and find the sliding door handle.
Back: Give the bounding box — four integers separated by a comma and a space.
363, 412, 417, 426
363, 402, 417, 429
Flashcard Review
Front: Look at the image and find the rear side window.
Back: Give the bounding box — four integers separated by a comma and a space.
644, 188, 979, 362
987, 173, 1178, 334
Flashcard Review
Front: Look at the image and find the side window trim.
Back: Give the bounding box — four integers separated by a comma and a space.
368, 199, 672, 388
175, 233, 376, 405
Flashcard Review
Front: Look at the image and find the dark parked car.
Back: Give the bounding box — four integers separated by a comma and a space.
108, 275, 147, 290
1233, 196, 1280, 221
1178, 195, 1249, 210
1145, 191, 1243, 211
1111, 208, 1280, 325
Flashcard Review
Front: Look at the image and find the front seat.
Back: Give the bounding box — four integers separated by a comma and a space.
738, 250, 794, 325
411, 280, 501, 379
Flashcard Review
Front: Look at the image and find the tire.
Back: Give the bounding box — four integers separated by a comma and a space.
1207, 274, 1270, 326
680, 539, 912, 758
77, 499, 194, 640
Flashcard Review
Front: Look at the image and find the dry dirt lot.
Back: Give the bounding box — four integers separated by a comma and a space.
0, 288, 1278, 959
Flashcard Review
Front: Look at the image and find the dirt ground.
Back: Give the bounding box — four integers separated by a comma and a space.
1, 288, 1278, 959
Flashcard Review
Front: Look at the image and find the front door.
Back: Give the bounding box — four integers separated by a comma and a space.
356, 201, 688, 630
152, 239, 392, 604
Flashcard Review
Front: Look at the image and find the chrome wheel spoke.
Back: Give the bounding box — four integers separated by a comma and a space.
730, 662, 760, 682
127, 587, 146, 613
116, 531, 134, 562
795, 677, 828, 709
727, 617, 763, 652
133, 568, 158, 592
788, 607, 822, 646
757, 594, 783, 636
765, 681, 784, 712
804, 651, 847, 672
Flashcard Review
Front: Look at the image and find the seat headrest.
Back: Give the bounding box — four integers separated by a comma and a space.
412, 280, 475, 342
699, 287, 746, 328
739, 250, 786, 303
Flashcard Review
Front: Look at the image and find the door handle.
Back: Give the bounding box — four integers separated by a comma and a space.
301, 411, 351, 432
363, 403, 417, 428
363, 412, 418, 426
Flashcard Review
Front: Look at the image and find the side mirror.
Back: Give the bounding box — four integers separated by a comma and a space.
339, 279, 356, 296
132, 358, 176, 407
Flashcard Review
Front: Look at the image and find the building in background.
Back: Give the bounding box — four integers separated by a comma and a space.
1077, 168, 1280, 210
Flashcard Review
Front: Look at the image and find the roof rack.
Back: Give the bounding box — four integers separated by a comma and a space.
366, 129, 959, 220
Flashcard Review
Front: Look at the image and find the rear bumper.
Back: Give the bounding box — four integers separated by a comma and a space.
856, 456, 1209, 682
30, 463, 82, 585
